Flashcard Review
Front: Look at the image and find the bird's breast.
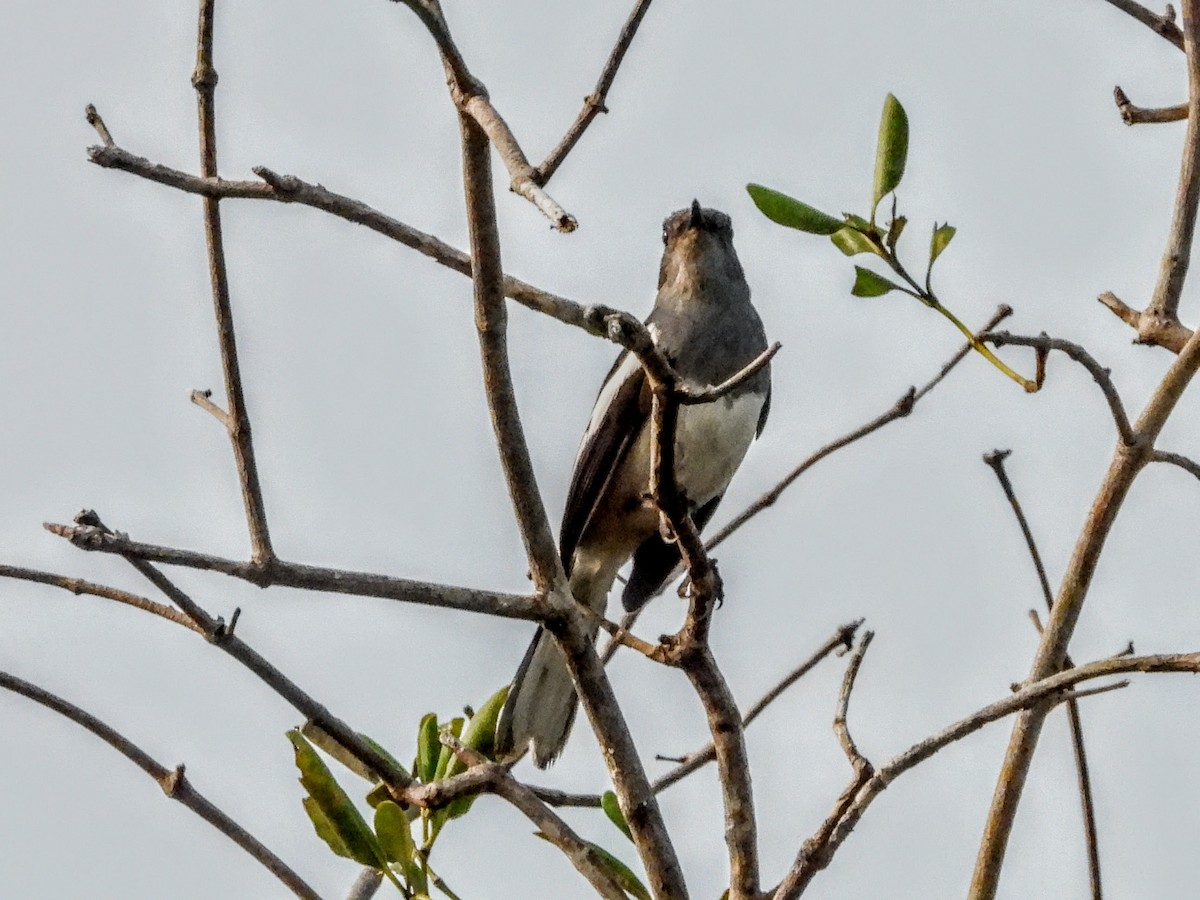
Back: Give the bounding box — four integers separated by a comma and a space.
672, 390, 765, 506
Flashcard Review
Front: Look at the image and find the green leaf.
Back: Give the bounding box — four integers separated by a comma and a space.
533, 833, 651, 900
416, 714, 440, 784
831, 227, 880, 257
872, 93, 909, 214
375, 800, 426, 892
287, 730, 385, 868
929, 222, 956, 268
746, 184, 844, 235
300, 723, 410, 784
374, 801, 415, 864
601, 791, 633, 842
844, 213, 873, 232
445, 686, 510, 820
851, 267, 902, 298
588, 843, 652, 900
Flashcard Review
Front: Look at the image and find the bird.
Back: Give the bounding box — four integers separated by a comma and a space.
495, 201, 771, 768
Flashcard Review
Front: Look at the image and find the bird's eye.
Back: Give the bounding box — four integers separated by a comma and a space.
661, 226, 669, 245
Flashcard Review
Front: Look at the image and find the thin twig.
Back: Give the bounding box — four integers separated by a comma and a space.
1113, 85, 1188, 124
345, 868, 383, 900
832, 632, 874, 769
1098, 290, 1193, 351
393, 0, 577, 231
1099, 0, 1185, 48
679, 342, 782, 405
775, 632, 876, 899
0, 671, 320, 900
85, 144, 699, 391
983, 450, 1104, 900
1149, 448, 1200, 479
973, 6, 1200, 892
776, 651, 1199, 900
43, 520, 539, 619
189, 0, 274, 566
535, 0, 656, 183
0, 564, 202, 632
981, 332, 1135, 445
84, 104, 114, 147
438, 736, 627, 900
705, 305, 1012, 554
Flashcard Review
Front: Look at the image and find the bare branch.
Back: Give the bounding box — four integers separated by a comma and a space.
706, 305, 1012, 554
1099, 0, 1185, 48
532, 619, 863, 809
983, 450, 1104, 900
85, 145, 680, 371
778, 651, 1199, 899
438, 736, 627, 900
392, 0, 577, 231
1149, 448, 1200, 479
345, 868, 383, 900
0, 563, 202, 632
84, 103, 114, 147
44, 519, 540, 620
535, 0, 656, 183
186, 0, 275, 566
679, 342, 782, 405
974, 6, 1200, 891
457, 97, 686, 896
832, 632, 874, 770
458, 110, 566, 598
775, 632, 876, 899
1098, 290, 1193, 351
1113, 85, 1188, 123
0, 671, 320, 900
981, 332, 1135, 445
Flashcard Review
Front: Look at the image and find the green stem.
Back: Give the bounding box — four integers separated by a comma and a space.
934, 303, 1037, 392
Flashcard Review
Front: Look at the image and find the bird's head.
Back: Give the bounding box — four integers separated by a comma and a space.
657, 200, 748, 302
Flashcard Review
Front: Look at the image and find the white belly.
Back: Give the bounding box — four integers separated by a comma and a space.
672, 392, 764, 505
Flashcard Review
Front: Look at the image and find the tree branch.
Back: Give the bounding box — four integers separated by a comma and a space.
982, 451, 1104, 900
1099, 0, 1185, 48
777, 651, 1197, 899
706, 305, 1012, 555
439, 736, 627, 900
392, 0, 577, 231
1113, 85, 1188, 124
973, 7, 1200, 891
43, 519, 540, 620
186, 0, 274, 566
981, 332, 1135, 445
456, 87, 686, 898
1098, 290, 1194, 352
535, 0, 656, 183
1149, 447, 1200, 479
0, 671, 320, 900
773, 631, 875, 900
0, 563, 202, 632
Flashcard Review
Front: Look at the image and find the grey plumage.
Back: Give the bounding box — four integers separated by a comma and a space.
496, 202, 771, 768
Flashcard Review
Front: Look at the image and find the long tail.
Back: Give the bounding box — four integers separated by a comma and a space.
496, 567, 608, 768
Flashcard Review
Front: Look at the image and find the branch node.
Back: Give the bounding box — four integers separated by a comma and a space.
161, 763, 186, 797
84, 104, 114, 147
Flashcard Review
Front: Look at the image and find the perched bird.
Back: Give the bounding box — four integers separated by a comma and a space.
496, 201, 771, 767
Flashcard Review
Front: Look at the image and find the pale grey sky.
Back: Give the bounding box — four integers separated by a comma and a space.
4, 2, 1200, 898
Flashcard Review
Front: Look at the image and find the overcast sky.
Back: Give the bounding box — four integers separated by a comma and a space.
4, 1, 1200, 898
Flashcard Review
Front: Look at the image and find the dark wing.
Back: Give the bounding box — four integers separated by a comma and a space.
756, 384, 772, 436
558, 349, 652, 574
620, 493, 724, 612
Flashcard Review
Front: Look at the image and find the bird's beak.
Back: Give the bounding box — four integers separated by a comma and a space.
689, 199, 703, 229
